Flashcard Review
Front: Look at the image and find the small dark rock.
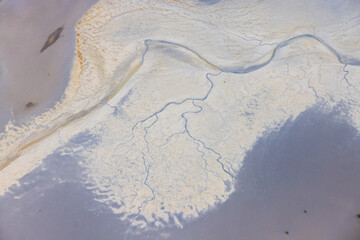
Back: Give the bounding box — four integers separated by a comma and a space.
25, 102, 36, 109
40, 26, 64, 53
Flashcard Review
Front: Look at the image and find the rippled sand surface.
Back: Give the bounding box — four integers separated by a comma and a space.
1, 0, 360, 233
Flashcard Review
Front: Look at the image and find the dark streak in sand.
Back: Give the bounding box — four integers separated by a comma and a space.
40, 26, 64, 53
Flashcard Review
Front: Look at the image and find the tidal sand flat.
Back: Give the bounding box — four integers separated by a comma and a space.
0, 0, 360, 237
1, 102, 360, 240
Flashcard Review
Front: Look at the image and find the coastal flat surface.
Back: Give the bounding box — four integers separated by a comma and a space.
1, 108, 360, 240
0, 0, 360, 239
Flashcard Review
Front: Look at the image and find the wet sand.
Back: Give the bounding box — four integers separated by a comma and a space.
1, 107, 359, 240
0, 0, 97, 129
166, 106, 360, 240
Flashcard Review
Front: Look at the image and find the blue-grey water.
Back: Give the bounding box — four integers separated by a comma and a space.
1, 105, 360, 240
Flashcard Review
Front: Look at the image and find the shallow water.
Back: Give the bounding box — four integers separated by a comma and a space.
166, 106, 360, 240
0, 0, 97, 129
1, 107, 359, 240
